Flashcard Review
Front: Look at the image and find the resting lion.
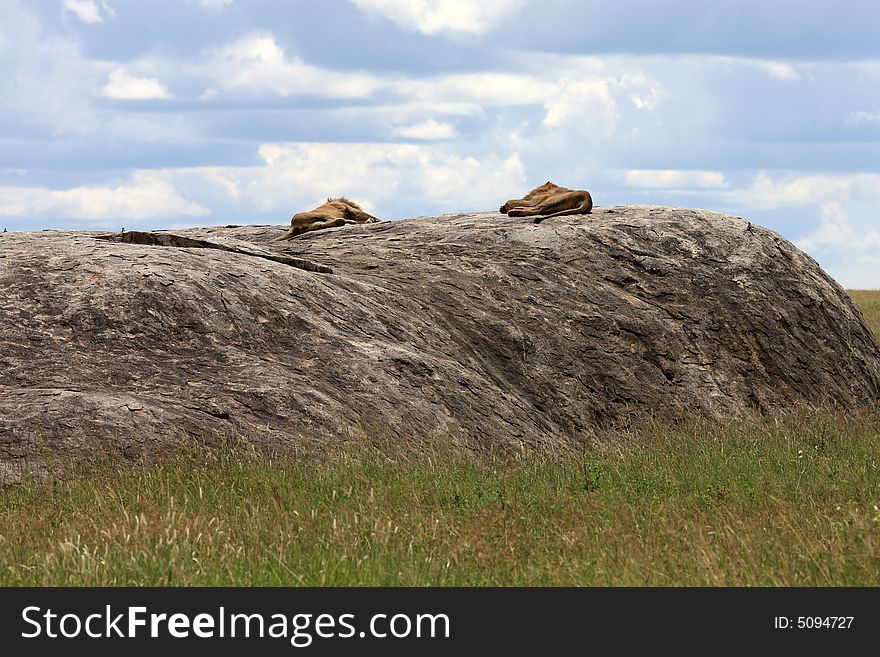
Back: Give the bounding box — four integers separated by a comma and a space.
271, 197, 380, 241
500, 182, 593, 224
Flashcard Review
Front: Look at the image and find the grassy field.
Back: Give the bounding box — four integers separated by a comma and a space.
850, 289, 880, 338
0, 291, 878, 586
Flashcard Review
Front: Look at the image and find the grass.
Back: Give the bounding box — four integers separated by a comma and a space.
849, 289, 880, 337
0, 290, 877, 586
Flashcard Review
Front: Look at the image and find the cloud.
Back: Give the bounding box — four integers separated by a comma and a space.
351, 0, 522, 35
622, 169, 727, 189
826, 255, 880, 290
795, 203, 854, 252
197, 0, 233, 9
726, 171, 880, 210
401, 72, 556, 107
542, 78, 617, 132
199, 34, 383, 98
794, 202, 880, 288
249, 142, 526, 211
619, 72, 661, 110
100, 70, 172, 100
751, 60, 800, 81
194, 34, 642, 122
490, 3, 880, 61
1, 2, 106, 135
189, 30, 666, 155
844, 110, 880, 126
62, 0, 113, 24
795, 202, 880, 252
0, 173, 208, 222
193, 35, 565, 112
150, 142, 527, 218
392, 119, 457, 140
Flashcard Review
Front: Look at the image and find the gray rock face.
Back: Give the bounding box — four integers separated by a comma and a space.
1, 206, 879, 481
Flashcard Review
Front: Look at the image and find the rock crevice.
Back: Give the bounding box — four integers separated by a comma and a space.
94, 230, 333, 273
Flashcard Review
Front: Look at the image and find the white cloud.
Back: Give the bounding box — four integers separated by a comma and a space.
100, 70, 172, 100
0, 173, 208, 221
190, 31, 661, 151
727, 171, 880, 210
392, 119, 457, 140
712, 56, 800, 81
795, 202, 880, 252
844, 110, 880, 126
623, 169, 728, 189
402, 72, 555, 106
199, 34, 383, 98
155, 142, 527, 217
1, 2, 106, 135
196, 35, 622, 113
543, 78, 617, 133
827, 255, 880, 290
753, 60, 800, 81
63, 0, 113, 24
795, 202, 854, 252
249, 142, 525, 210
794, 202, 880, 288
619, 72, 661, 110
351, 0, 522, 35
198, 0, 233, 9
341, 101, 484, 124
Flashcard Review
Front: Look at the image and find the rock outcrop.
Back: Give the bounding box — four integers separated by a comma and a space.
1, 206, 879, 482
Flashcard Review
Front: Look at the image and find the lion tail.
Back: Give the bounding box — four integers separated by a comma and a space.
268, 230, 293, 242
533, 194, 593, 224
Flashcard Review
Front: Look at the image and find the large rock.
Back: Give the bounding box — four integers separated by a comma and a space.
1, 206, 879, 481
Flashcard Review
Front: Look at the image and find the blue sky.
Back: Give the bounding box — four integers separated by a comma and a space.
2, 0, 880, 288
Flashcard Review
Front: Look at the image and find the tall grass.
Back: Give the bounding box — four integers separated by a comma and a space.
1, 411, 878, 586
849, 289, 880, 337
0, 291, 877, 586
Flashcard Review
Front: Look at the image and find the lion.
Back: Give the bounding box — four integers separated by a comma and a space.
500, 182, 593, 224
271, 197, 380, 241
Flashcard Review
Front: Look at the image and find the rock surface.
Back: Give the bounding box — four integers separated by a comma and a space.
1, 206, 879, 481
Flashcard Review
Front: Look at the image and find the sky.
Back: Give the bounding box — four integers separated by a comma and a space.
1, 0, 880, 288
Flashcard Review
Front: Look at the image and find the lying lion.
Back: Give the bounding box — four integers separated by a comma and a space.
500, 182, 593, 223
271, 197, 380, 241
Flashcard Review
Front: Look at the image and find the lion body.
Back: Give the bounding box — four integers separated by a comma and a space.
500, 182, 593, 223
271, 197, 380, 241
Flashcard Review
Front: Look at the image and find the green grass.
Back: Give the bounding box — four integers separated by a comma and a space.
0, 291, 877, 586
2, 413, 879, 586
849, 289, 880, 337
